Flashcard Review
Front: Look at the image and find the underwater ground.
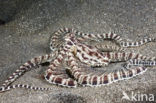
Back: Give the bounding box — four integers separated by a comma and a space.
0, 0, 156, 103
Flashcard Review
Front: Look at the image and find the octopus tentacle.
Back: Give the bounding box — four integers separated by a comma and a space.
44, 68, 77, 88
0, 28, 155, 93
44, 47, 77, 87
50, 27, 77, 51
68, 52, 147, 86
95, 44, 125, 52
120, 37, 155, 47
0, 51, 58, 89
101, 52, 156, 62
75, 31, 123, 44
0, 84, 54, 93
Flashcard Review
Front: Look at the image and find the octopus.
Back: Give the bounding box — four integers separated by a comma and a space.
0, 27, 156, 92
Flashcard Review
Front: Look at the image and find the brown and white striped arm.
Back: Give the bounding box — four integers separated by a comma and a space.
50, 28, 123, 51
75, 31, 123, 43
120, 37, 156, 48
101, 52, 156, 62
0, 51, 58, 89
44, 47, 77, 88
0, 84, 54, 93
67, 52, 147, 87
50, 27, 77, 51
95, 44, 125, 52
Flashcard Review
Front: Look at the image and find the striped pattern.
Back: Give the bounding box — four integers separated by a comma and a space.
0, 84, 54, 93
120, 38, 155, 47
68, 52, 147, 87
50, 28, 77, 51
95, 44, 125, 52
0, 28, 155, 92
50, 28, 156, 51
75, 43, 110, 67
101, 52, 156, 62
50, 27, 123, 51
76, 32, 123, 43
1, 51, 58, 88
44, 48, 77, 88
